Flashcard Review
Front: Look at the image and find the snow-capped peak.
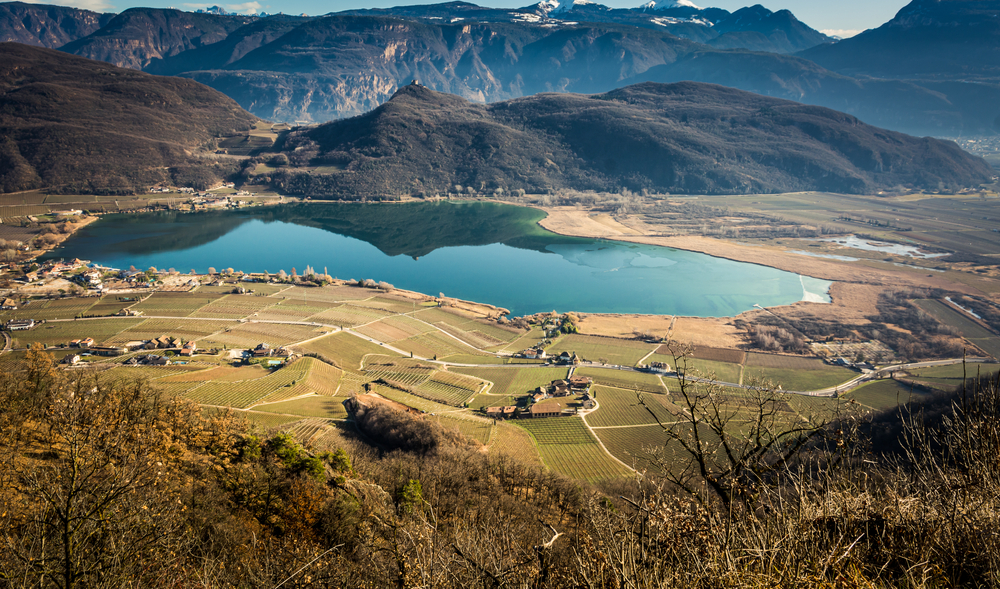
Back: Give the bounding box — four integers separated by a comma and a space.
643, 0, 703, 9
538, 0, 598, 13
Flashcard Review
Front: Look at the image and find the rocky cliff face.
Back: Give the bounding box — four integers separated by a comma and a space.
0, 2, 113, 48
60, 8, 254, 70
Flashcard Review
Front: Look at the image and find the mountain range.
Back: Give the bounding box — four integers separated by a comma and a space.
0, 43, 257, 194
1, 0, 999, 138
0, 45, 991, 197
263, 82, 993, 198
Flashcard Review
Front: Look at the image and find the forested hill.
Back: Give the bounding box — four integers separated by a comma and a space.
0, 43, 258, 194
268, 82, 994, 198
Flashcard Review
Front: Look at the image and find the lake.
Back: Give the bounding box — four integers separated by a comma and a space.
44, 201, 830, 317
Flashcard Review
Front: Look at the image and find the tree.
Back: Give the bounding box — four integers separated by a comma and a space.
643, 342, 828, 509
208, 267, 217, 275
0, 362, 190, 588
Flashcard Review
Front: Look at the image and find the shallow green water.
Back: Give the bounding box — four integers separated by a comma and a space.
44, 201, 829, 316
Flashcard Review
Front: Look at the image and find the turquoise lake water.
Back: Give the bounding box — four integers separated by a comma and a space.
44, 201, 830, 317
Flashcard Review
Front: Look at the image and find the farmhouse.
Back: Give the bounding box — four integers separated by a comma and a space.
252, 343, 273, 357
179, 341, 198, 357
6, 319, 35, 331
644, 361, 671, 374
486, 406, 518, 420
555, 351, 581, 365
90, 346, 126, 357
527, 402, 564, 419
568, 375, 593, 391
61, 354, 81, 366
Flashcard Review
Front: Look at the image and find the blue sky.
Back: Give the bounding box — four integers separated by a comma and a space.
29, 0, 908, 37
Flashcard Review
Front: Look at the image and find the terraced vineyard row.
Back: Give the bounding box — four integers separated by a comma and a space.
516, 417, 596, 445
575, 367, 667, 394
184, 359, 311, 408
414, 377, 478, 406
539, 444, 632, 482
298, 333, 399, 371
586, 386, 679, 428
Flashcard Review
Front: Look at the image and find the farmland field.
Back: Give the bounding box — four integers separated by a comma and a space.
242, 412, 304, 429
414, 371, 485, 405
254, 302, 328, 322
12, 318, 143, 347
309, 305, 390, 327
914, 299, 1000, 359
515, 417, 596, 445
21, 298, 99, 321
392, 331, 487, 360
469, 393, 523, 411
430, 414, 493, 444
650, 355, 742, 383
547, 334, 656, 366
575, 367, 667, 393
184, 358, 312, 408
252, 395, 349, 419
908, 363, 997, 386
366, 383, 457, 414
354, 315, 433, 343
85, 297, 131, 317
130, 292, 216, 316
586, 386, 679, 428
274, 285, 374, 303
744, 353, 855, 392
190, 294, 277, 319
488, 423, 543, 466
202, 322, 323, 349
514, 417, 630, 481
595, 425, 671, 470
454, 366, 570, 397
106, 318, 234, 344
847, 380, 923, 411
297, 332, 400, 371
538, 443, 632, 481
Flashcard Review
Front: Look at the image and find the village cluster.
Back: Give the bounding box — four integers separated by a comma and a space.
484, 374, 596, 420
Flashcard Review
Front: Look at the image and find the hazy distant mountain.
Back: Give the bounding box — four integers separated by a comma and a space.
60, 7, 255, 69
335, 1, 829, 54
0, 43, 257, 193
800, 0, 1000, 80
630, 50, 1000, 137
0, 2, 112, 48
181, 16, 701, 122
266, 82, 992, 199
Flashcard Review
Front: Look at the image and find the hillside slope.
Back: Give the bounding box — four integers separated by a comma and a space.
0, 1, 113, 48
0, 43, 257, 193
268, 82, 992, 198
800, 0, 1000, 80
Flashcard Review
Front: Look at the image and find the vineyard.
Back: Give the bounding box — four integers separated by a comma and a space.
309, 305, 390, 327
191, 294, 278, 319
516, 417, 596, 445
595, 424, 672, 471
454, 366, 570, 397
548, 334, 656, 366
538, 443, 632, 482
24, 298, 100, 321
297, 332, 399, 371
430, 414, 493, 444
487, 423, 543, 466
413, 371, 485, 406
131, 293, 216, 316
286, 418, 340, 445
107, 318, 234, 345
366, 383, 457, 414
574, 367, 667, 394
184, 359, 312, 409
85, 297, 132, 317
585, 386, 679, 428
252, 395, 349, 419
242, 412, 303, 430
13, 318, 142, 347
392, 332, 484, 360
275, 285, 372, 304
354, 316, 433, 343
350, 296, 421, 314
253, 302, 328, 322
203, 322, 322, 349
657, 344, 746, 364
